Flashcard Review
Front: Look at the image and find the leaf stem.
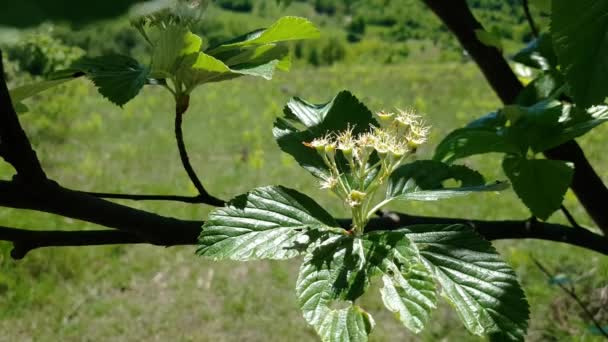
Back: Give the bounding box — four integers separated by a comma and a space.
174, 95, 224, 207
366, 198, 394, 220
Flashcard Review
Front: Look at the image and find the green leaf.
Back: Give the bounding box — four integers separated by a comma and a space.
433, 126, 522, 163
297, 231, 434, 341
530, 0, 551, 12
552, 0, 608, 108
525, 104, 608, 152
72, 55, 149, 106
197, 186, 338, 261
502, 156, 574, 220
273, 91, 377, 179
401, 224, 529, 341
177, 52, 235, 88
149, 25, 202, 79
174, 16, 318, 89
512, 33, 558, 71
371, 231, 436, 333
386, 160, 507, 202
474, 29, 503, 50
9, 78, 74, 105
296, 236, 375, 342
506, 100, 565, 153
548, 105, 608, 145
13, 102, 29, 114
154, 17, 316, 90
207, 16, 320, 55
515, 70, 565, 106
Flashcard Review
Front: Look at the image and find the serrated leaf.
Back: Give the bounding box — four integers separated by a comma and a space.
178, 52, 233, 88
72, 55, 149, 106
552, 0, 608, 108
502, 156, 573, 220
401, 224, 529, 341
207, 16, 319, 55
433, 127, 522, 163
297, 236, 374, 342
9, 78, 74, 105
379, 265, 436, 334
386, 160, 506, 202
512, 33, 558, 71
297, 231, 433, 341
273, 91, 378, 179
150, 25, 202, 79
369, 231, 436, 333
197, 186, 338, 261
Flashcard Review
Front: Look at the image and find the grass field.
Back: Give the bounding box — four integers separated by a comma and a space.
1, 62, 607, 341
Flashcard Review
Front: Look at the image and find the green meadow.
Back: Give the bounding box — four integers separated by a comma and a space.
1, 61, 607, 341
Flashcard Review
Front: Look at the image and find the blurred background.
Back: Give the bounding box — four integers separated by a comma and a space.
0, 0, 606, 340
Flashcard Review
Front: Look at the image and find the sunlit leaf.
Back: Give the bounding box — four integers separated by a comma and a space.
197, 186, 338, 261
401, 224, 529, 341
387, 160, 506, 202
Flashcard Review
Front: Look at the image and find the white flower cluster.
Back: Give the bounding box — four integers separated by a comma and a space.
304, 109, 430, 207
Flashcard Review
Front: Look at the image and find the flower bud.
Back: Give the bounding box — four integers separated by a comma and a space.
347, 190, 366, 207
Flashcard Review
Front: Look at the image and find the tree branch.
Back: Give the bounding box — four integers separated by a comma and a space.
0, 50, 47, 181
531, 257, 608, 339
421, 0, 608, 235
2, 211, 607, 260
80, 191, 207, 203
0, 179, 203, 244
0, 226, 146, 259
522, 0, 539, 38
174, 96, 225, 207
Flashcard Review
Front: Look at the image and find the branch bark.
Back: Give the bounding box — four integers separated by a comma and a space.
2, 212, 607, 260
421, 0, 608, 235
0, 180, 202, 244
0, 51, 47, 181
80, 191, 207, 203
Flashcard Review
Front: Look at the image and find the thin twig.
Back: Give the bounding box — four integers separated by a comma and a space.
531, 256, 608, 339
174, 96, 224, 207
561, 205, 582, 229
81, 191, 206, 204
522, 0, 539, 38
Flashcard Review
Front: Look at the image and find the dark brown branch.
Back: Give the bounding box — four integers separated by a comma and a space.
531, 257, 608, 339
522, 0, 539, 38
2, 211, 607, 259
421, 0, 608, 235
0, 226, 145, 259
174, 95, 225, 207
0, 179, 203, 244
81, 191, 206, 203
0, 50, 47, 181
